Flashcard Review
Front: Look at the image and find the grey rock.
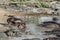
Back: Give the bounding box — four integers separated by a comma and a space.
22, 39, 32, 40
0, 32, 7, 38
0, 25, 10, 32
22, 38, 40, 40
32, 38, 40, 40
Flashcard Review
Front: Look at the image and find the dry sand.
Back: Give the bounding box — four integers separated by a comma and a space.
0, 8, 26, 23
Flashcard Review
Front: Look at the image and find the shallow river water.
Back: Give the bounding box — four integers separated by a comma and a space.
26, 23, 56, 39
0, 23, 56, 40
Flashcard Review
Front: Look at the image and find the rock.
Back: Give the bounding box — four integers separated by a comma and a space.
0, 25, 10, 32
22, 39, 32, 40
32, 38, 40, 40
22, 38, 40, 40
0, 32, 7, 38
43, 37, 60, 40
7, 31, 16, 37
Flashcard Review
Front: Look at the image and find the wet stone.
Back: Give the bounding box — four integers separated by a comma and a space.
22, 39, 32, 40
22, 38, 40, 40
31, 38, 40, 40
0, 32, 7, 38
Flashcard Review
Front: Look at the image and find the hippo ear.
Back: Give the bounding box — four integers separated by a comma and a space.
53, 17, 57, 21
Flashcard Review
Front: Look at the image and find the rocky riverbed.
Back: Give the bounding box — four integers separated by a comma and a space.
0, 7, 58, 40
0, 23, 56, 40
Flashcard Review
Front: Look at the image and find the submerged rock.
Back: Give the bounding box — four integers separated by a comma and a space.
22, 38, 40, 40
0, 25, 10, 32
22, 39, 32, 40
0, 32, 7, 38
32, 38, 40, 40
